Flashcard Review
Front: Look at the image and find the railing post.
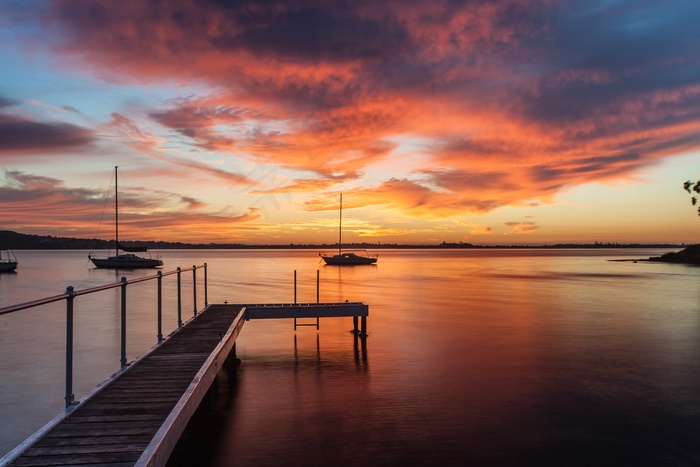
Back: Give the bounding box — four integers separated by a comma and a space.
192, 265, 197, 316
204, 263, 208, 306
157, 271, 163, 343
177, 267, 182, 327
65, 286, 75, 408
120, 276, 128, 368
316, 270, 320, 329
294, 270, 297, 304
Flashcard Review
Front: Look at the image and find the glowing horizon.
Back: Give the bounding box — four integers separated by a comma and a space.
1, 0, 699, 246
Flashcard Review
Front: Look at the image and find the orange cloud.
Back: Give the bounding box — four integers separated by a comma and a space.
108, 113, 256, 187
250, 178, 338, 195
304, 178, 503, 219
0, 170, 261, 243
8, 0, 699, 225
504, 221, 539, 234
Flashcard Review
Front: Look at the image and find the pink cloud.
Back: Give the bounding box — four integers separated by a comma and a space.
0, 170, 262, 243
108, 113, 256, 186
13, 0, 700, 220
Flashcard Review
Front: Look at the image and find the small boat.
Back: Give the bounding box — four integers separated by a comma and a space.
89, 167, 163, 269
89, 251, 163, 269
320, 251, 378, 265
319, 194, 377, 266
0, 249, 18, 272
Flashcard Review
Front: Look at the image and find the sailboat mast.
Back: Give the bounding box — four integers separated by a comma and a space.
114, 166, 119, 254
338, 193, 342, 255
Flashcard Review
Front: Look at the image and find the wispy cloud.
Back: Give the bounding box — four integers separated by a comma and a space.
0, 169, 261, 242
504, 221, 539, 234
108, 113, 256, 186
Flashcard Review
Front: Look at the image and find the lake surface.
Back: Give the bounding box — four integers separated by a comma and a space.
2, 248, 700, 465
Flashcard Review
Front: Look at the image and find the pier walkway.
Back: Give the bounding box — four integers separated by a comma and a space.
3, 302, 368, 467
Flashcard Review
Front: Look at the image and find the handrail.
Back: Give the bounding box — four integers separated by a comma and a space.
0, 264, 206, 316
0, 264, 207, 408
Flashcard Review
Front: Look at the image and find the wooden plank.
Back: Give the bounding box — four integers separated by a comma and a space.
11, 451, 143, 466
21, 443, 150, 456
35, 434, 153, 446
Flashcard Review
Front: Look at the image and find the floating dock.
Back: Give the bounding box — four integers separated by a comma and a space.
2, 302, 368, 467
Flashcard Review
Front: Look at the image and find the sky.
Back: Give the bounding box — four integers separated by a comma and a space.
0, 0, 699, 246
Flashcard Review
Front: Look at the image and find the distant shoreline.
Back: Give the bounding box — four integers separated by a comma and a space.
0, 230, 688, 251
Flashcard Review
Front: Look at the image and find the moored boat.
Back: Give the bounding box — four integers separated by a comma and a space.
0, 249, 18, 272
319, 194, 378, 266
320, 251, 377, 265
89, 167, 163, 269
89, 252, 163, 269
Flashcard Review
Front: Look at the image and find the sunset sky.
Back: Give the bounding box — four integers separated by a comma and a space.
1, 0, 699, 245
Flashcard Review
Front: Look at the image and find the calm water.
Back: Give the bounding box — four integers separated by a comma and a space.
2, 248, 700, 465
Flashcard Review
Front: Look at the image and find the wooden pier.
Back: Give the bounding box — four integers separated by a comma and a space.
2, 302, 368, 467
240, 301, 369, 334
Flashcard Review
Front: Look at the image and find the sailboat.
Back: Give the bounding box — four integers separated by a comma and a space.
89, 167, 163, 269
319, 194, 378, 265
0, 249, 18, 272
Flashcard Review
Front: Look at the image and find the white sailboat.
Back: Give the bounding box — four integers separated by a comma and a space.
89, 167, 163, 269
319, 194, 377, 265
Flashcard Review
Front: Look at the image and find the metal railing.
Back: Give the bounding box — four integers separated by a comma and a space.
0, 264, 207, 408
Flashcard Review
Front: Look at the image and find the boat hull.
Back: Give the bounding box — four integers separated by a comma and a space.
0, 261, 18, 272
320, 253, 377, 265
89, 254, 163, 269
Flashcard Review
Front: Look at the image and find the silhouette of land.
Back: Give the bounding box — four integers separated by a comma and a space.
0, 230, 686, 251
647, 244, 700, 265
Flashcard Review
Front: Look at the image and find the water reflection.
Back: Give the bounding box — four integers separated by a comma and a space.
3, 249, 700, 465
290, 331, 368, 371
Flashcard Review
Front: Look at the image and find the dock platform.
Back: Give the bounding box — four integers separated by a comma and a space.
3, 302, 368, 467
240, 301, 369, 334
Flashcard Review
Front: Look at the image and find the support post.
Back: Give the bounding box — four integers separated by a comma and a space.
177, 267, 182, 327
120, 276, 128, 368
204, 263, 208, 306
316, 270, 320, 329
65, 286, 75, 408
293, 269, 298, 330
361, 316, 367, 336
157, 271, 163, 343
294, 269, 297, 330
192, 265, 197, 316
353, 316, 359, 334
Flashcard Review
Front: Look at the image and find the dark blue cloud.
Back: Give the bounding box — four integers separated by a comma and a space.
517, 0, 700, 125
0, 114, 94, 152
528, 152, 647, 184
212, 6, 410, 63
0, 97, 18, 108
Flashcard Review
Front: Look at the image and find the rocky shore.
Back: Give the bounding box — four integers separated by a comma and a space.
648, 244, 700, 265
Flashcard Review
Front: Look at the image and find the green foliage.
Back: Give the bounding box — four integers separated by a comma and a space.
683, 180, 700, 215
